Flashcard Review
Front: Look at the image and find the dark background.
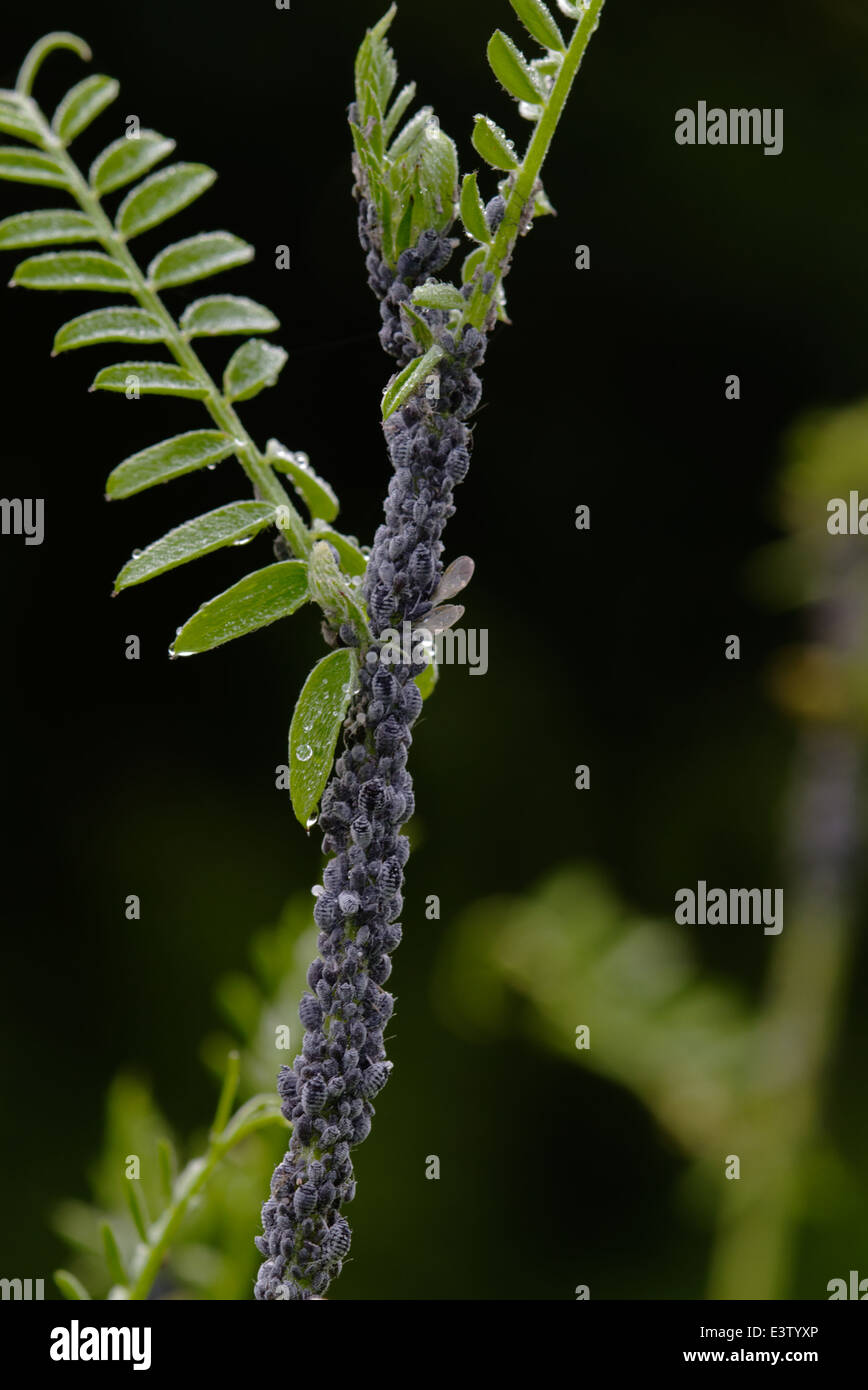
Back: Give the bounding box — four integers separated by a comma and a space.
1, 0, 866, 1299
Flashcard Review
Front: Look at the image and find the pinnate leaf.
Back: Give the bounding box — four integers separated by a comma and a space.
114, 501, 275, 590
171, 561, 309, 655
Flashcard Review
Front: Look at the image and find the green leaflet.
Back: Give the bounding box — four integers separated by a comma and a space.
53, 307, 165, 353
125, 1182, 148, 1241
471, 115, 519, 171
0, 209, 94, 249
354, 4, 398, 125
180, 295, 279, 339
411, 124, 459, 240
509, 0, 566, 52
100, 1222, 126, 1287
459, 172, 490, 244
0, 147, 69, 188
461, 246, 487, 284
11, 251, 132, 291
54, 1271, 91, 1302
52, 74, 119, 143
415, 658, 439, 701
116, 163, 216, 240
114, 500, 276, 590
411, 280, 465, 311
310, 527, 367, 578
306, 539, 367, 629
289, 648, 358, 828
91, 362, 206, 397
0, 100, 42, 143
533, 186, 557, 216
106, 430, 236, 500
400, 299, 435, 350
147, 232, 253, 290
89, 130, 176, 196
170, 561, 309, 656
386, 105, 433, 160
382, 81, 415, 143
381, 343, 444, 420
266, 439, 339, 522
487, 31, 543, 105
223, 340, 287, 403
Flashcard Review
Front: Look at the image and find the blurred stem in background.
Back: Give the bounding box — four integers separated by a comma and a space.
709, 405, 868, 1297
709, 544, 863, 1298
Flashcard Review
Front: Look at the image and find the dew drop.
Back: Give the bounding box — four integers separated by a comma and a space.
233, 535, 254, 546
305, 812, 319, 830
296, 743, 313, 762
132, 548, 143, 558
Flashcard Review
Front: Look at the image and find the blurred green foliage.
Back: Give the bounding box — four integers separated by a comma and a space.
52, 896, 314, 1300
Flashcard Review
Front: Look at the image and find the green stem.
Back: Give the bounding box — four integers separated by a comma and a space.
16, 32, 91, 98
707, 885, 852, 1299
124, 1095, 289, 1302
460, 0, 606, 335
22, 91, 311, 559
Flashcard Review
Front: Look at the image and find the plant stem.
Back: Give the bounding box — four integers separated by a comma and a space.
21, 92, 311, 559
461, 0, 606, 334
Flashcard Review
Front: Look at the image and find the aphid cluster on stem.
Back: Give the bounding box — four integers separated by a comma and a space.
254, 212, 489, 1298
